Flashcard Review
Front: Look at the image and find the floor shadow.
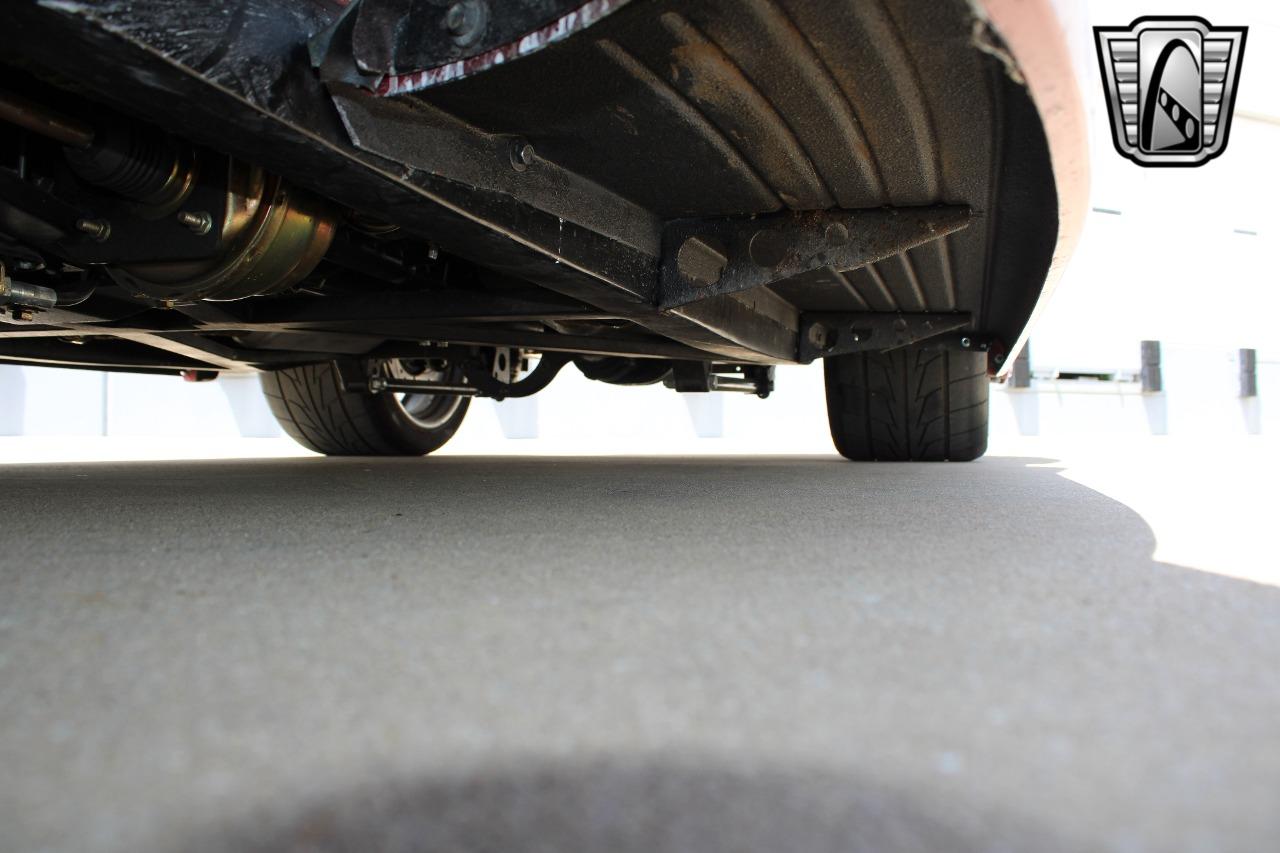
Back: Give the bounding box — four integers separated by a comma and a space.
185, 757, 1076, 853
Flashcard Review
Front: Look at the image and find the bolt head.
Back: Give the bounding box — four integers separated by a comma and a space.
444, 0, 487, 46
676, 236, 728, 288
823, 222, 849, 246
445, 3, 467, 31
807, 323, 833, 351
960, 337, 972, 348
75, 218, 110, 241
177, 210, 213, 235
747, 229, 787, 268
509, 139, 535, 171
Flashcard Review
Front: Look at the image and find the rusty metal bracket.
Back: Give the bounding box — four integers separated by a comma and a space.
797, 312, 972, 363
659, 205, 972, 310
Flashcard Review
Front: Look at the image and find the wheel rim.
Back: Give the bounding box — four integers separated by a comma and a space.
383, 359, 465, 430
394, 391, 463, 430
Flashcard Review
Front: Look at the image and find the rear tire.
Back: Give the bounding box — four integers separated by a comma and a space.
824, 344, 988, 461
261, 362, 469, 456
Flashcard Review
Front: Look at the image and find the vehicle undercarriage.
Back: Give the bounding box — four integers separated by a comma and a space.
0, 0, 1084, 459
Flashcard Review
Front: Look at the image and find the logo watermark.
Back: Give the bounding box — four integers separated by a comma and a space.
1094, 17, 1247, 167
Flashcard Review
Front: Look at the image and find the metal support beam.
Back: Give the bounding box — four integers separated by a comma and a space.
660, 206, 972, 310
1240, 348, 1257, 398
796, 312, 972, 363
228, 290, 614, 326
1141, 340, 1162, 394
1010, 343, 1032, 388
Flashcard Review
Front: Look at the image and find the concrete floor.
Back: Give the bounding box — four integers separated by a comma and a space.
1, 452, 1278, 852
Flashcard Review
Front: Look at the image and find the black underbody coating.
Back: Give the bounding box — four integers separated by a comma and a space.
0, 0, 1058, 376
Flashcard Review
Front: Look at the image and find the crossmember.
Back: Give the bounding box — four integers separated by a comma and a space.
659, 206, 972, 310
796, 312, 973, 363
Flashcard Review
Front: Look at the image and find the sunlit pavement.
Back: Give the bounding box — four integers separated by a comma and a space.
1, 433, 1274, 587
1, 438, 1278, 852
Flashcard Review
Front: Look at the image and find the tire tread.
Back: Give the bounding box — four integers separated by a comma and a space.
824, 344, 989, 461
261, 364, 466, 456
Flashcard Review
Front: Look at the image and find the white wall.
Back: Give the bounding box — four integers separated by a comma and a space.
0, 367, 280, 438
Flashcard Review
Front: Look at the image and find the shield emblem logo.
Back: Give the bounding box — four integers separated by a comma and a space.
1095, 17, 1247, 167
